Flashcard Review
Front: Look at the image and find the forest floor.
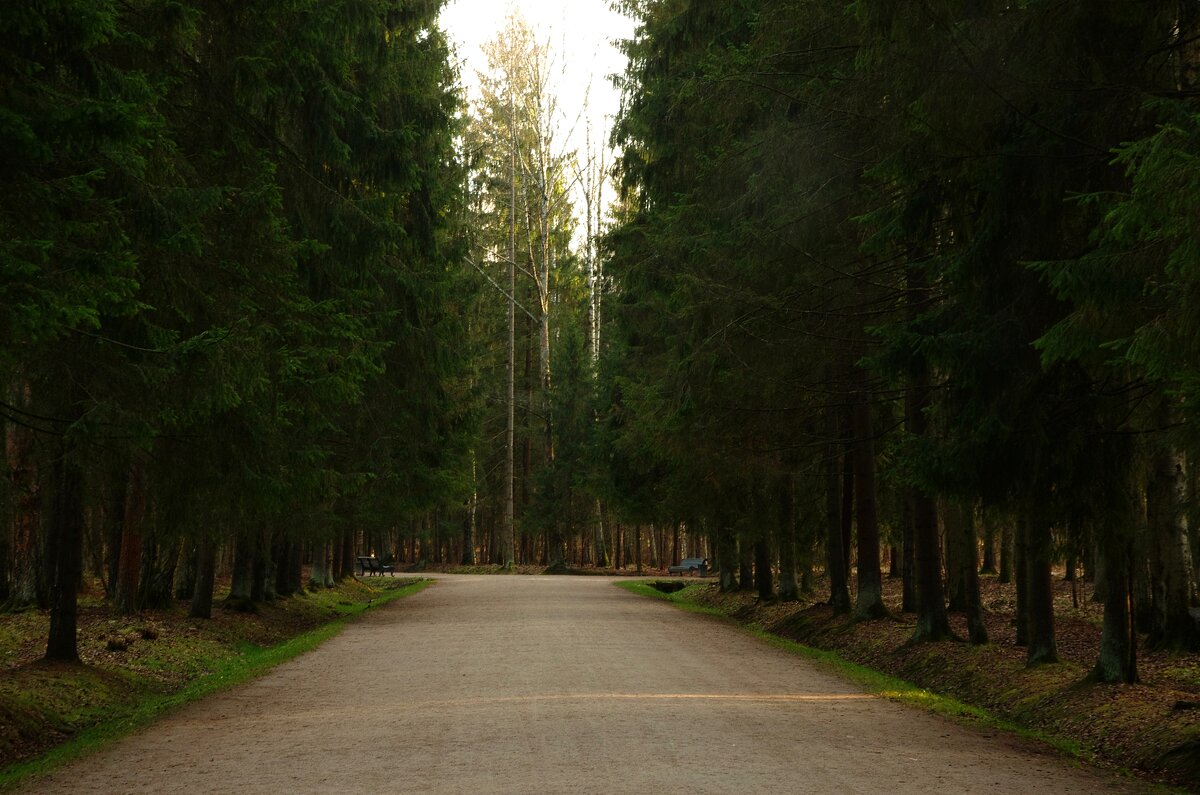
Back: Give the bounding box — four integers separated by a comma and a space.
635, 571, 1200, 791
0, 576, 427, 785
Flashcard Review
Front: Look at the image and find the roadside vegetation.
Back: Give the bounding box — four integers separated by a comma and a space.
620, 574, 1200, 791
0, 577, 428, 790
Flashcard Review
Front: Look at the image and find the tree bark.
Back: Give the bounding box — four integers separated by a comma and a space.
45, 441, 83, 662
825, 423, 850, 612
852, 380, 886, 619
944, 500, 967, 612
226, 531, 257, 612
1146, 435, 1198, 650
1094, 531, 1137, 683
137, 534, 178, 611
114, 460, 146, 614
840, 439, 854, 580
901, 494, 916, 613
777, 474, 799, 601
738, 537, 754, 591
980, 515, 997, 575
960, 504, 988, 645
717, 518, 737, 592
999, 523, 1014, 584
1014, 518, 1028, 646
755, 539, 774, 601
189, 537, 217, 619
1024, 516, 1059, 665
6, 376, 44, 608
103, 478, 125, 599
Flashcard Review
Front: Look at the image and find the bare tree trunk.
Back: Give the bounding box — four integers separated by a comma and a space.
1094, 530, 1137, 683
825, 420, 850, 612
738, 538, 754, 591
755, 539, 774, 601
226, 531, 257, 613
852, 378, 886, 619
189, 536, 217, 619
944, 499, 968, 612
6, 411, 43, 607
501, 65, 517, 571
1146, 422, 1198, 650
999, 523, 1014, 584
777, 474, 799, 601
462, 453, 477, 566
980, 515, 998, 575
45, 439, 83, 662
115, 460, 147, 614
717, 518, 736, 592
901, 494, 916, 613
635, 525, 643, 574
960, 504, 988, 645
1024, 515, 1058, 665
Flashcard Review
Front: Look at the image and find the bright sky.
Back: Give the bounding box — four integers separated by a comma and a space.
438, 0, 636, 192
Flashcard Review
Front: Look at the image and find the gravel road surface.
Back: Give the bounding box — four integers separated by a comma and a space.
24, 574, 1150, 793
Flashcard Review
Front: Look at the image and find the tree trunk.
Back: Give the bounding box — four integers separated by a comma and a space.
738, 539, 755, 591
852, 381, 886, 619
138, 534, 178, 610
1146, 436, 1198, 650
635, 525, 642, 574
825, 424, 850, 612
901, 494, 916, 613
501, 73, 517, 572
114, 460, 147, 614
463, 459, 477, 565
1094, 529, 1137, 683
980, 515, 997, 575
717, 519, 737, 592
226, 532, 257, 612
339, 527, 355, 580
45, 441, 83, 662
6, 376, 45, 608
189, 536, 217, 619
840, 440, 854, 580
911, 488, 952, 641
960, 504, 988, 645
103, 478, 125, 599
176, 539, 198, 601
1024, 516, 1058, 665
888, 544, 902, 578
250, 526, 270, 603
999, 523, 1014, 584
777, 474, 799, 601
944, 500, 968, 612
755, 539, 774, 601
1014, 518, 1028, 646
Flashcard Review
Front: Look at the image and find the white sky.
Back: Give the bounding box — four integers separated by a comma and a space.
438, 0, 636, 198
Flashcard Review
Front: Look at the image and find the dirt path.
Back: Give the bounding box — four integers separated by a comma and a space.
25, 575, 1149, 793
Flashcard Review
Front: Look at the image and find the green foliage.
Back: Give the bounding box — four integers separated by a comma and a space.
0, 0, 470, 590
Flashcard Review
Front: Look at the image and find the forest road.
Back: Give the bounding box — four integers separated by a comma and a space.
25, 574, 1150, 794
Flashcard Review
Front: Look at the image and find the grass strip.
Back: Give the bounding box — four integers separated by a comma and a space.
615, 580, 1089, 761
0, 578, 431, 792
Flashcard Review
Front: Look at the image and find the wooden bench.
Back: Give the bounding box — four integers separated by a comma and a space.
667, 557, 708, 576
357, 556, 396, 577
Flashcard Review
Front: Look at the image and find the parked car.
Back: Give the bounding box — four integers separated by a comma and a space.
667, 557, 708, 576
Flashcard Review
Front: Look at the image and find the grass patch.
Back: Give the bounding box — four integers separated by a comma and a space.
0, 578, 429, 792
616, 580, 1097, 768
